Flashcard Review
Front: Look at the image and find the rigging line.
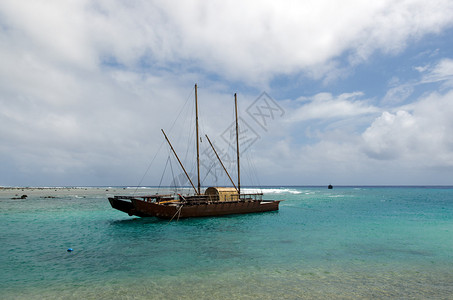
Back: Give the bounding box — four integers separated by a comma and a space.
158, 155, 171, 193
201, 162, 216, 186
172, 90, 196, 183
187, 97, 196, 154
226, 103, 237, 179
168, 85, 195, 134
228, 143, 237, 185
183, 111, 196, 182
244, 151, 253, 185
246, 150, 260, 192
168, 146, 177, 193
244, 148, 261, 193
252, 160, 263, 194
184, 117, 196, 175
168, 203, 184, 223
177, 205, 182, 221
178, 98, 193, 163
247, 149, 263, 192
133, 85, 194, 196
176, 86, 196, 146
184, 103, 197, 177
199, 149, 217, 186
133, 138, 166, 196
253, 158, 263, 194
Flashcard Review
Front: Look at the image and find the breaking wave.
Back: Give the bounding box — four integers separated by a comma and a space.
242, 188, 303, 195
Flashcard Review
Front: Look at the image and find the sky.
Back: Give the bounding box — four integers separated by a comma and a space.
1, 0, 453, 187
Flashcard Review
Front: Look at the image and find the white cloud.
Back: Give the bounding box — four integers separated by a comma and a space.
420, 58, 453, 86
362, 90, 453, 166
287, 92, 378, 122
362, 110, 417, 160
1, 1, 453, 186
247, 88, 453, 185
3, 0, 453, 84
382, 84, 414, 105
414, 65, 430, 73
383, 58, 453, 106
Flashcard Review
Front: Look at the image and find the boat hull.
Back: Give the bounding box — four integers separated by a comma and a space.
108, 197, 148, 217
131, 199, 281, 219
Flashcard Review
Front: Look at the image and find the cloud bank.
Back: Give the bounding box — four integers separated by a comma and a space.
1, 1, 453, 186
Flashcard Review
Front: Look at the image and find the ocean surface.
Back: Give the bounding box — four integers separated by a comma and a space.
1, 186, 452, 299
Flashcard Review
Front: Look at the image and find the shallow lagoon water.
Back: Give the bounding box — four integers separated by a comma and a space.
1, 187, 452, 299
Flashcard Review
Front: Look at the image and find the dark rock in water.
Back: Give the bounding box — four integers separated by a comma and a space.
328, 185, 333, 189
11, 194, 28, 199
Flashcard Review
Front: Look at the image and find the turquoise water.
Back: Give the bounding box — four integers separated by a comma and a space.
1, 187, 453, 299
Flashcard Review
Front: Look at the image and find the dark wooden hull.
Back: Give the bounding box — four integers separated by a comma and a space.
130, 199, 281, 219
108, 197, 148, 217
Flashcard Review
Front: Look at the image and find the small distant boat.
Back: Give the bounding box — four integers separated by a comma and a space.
109, 84, 282, 219
328, 184, 333, 189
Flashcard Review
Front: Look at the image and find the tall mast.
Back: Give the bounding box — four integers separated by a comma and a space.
235, 93, 241, 194
195, 84, 201, 195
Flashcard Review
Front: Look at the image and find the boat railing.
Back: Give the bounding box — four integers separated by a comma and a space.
222, 193, 263, 202
178, 194, 255, 205
113, 195, 174, 203
179, 194, 211, 205
238, 193, 263, 201
114, 193, 264, 204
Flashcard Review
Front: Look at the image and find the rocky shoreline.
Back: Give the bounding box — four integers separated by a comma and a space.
0, 187, 154, 199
